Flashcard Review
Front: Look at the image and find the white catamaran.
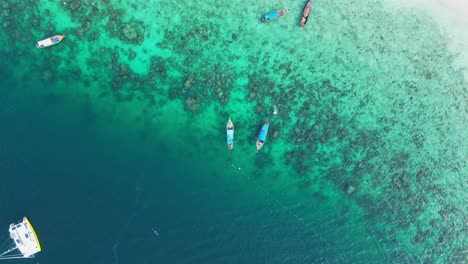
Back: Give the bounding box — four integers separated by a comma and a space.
0, 217, 41, 260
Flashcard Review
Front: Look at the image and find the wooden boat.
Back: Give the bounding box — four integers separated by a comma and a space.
36, 35, 65, 48
226, 118, 234, 149
300, 1, 312, 28
260, 9, 288, 23
256, 122, 269, 151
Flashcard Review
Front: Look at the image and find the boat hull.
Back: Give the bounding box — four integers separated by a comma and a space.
8, 217, 41, 258
256, 122, 269, 151
260, 9, 288, 23
226, 118, 234, 149
300, 1, 312, 28
36, 35, 65, 48
256, 141, 264, 151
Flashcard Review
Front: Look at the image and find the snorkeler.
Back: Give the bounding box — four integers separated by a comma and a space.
152, 228, 159, 236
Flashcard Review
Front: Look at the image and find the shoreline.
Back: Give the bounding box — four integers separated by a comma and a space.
385, 0, 468, 76
0, 0, 466, 262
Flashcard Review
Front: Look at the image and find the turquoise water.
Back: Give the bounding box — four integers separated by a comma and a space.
0, 0, 466, 263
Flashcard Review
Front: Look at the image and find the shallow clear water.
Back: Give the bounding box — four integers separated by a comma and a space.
0, 0, 466, 263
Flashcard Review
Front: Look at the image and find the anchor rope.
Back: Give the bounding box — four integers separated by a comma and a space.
230, 162, 347, 262
0, 245, 18, 257
0, 239, 12, 253
0, 254, 30, 260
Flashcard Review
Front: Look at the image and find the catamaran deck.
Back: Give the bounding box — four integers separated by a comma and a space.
8, 217, 41, 258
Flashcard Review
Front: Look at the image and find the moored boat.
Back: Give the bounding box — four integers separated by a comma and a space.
256, 122, 269, 151
36, 35, 65, 48
300, 1, 312, 28
226, 118, 234, 149
260, 9, 288, 23
0, 217, 41, 260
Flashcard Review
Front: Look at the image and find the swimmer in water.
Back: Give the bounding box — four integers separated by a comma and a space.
152, 228, 159, 236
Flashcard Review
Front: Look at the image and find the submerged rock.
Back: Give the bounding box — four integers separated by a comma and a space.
70, 0, 81, 11
247, 91, 257, 101
184, 97, 200, 112
122, 24, 137, 40
255, 103, 263, 113
272, 129, 280, 139
346, 185, 356, 195
184, 74, 196, 88
82, 20, 92, 32
41, 69, 54, 82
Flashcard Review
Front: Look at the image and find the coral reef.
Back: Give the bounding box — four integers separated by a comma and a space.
0, 0, 466, 262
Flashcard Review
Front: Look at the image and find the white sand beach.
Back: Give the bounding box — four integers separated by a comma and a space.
386, 0, 468, 76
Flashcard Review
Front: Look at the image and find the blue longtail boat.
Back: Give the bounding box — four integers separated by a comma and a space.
226, 118, 234, 149
256, 122, 269, 151
260, 10, 288, 23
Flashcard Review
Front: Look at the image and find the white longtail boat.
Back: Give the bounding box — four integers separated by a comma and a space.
0, 217, 41, 260
226, 118, 234, 149
36, 35, 65, 48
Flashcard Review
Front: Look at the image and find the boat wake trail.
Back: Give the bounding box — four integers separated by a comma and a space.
112, 240, 119, 264
229, 162, 347, 263
111, 179, 145, 263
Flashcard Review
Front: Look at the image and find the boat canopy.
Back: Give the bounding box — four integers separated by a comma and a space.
37, 38, 54, 47
258, 124, 269, 141
0, 217, 41, 260
227, 130, 234, 144
264, 12, 279, 20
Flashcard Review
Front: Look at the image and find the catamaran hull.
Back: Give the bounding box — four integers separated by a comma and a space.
5, 217, 41, 259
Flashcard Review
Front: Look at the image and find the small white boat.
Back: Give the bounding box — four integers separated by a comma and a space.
0, 217, 41, 260
36, 35, 65, 48
226, 118, 234, 149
